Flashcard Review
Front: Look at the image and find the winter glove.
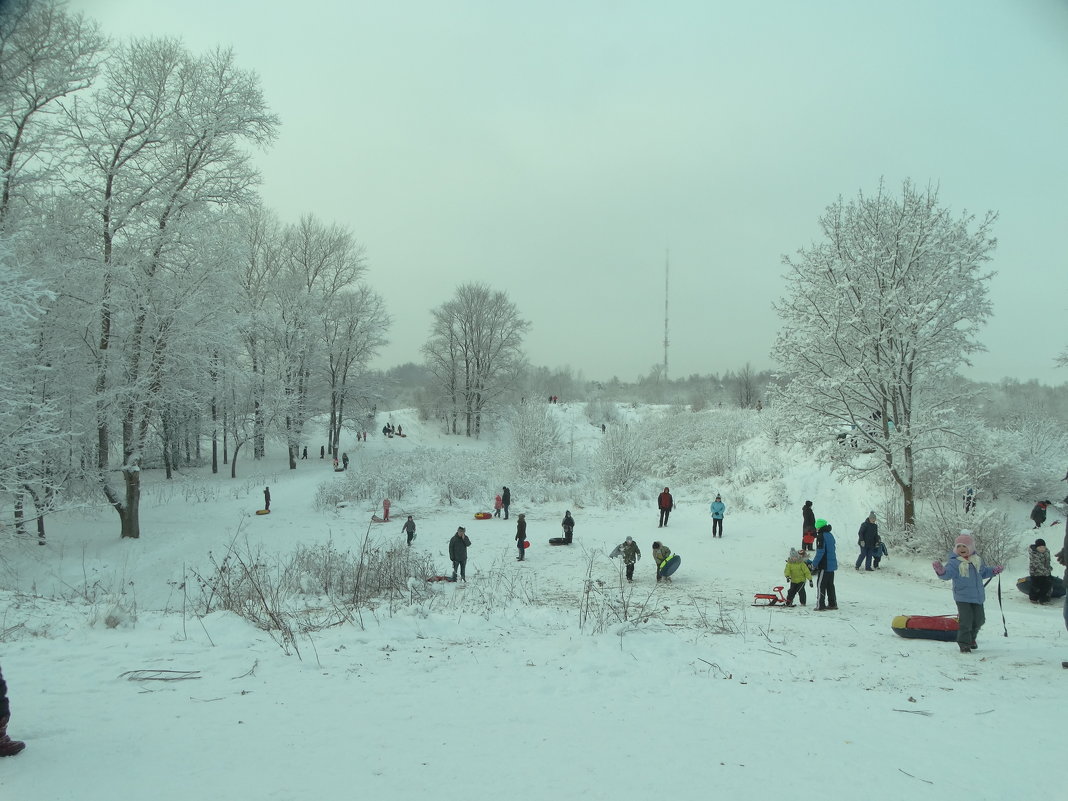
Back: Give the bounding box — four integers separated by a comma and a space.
991, 565, 1003, 575
932, 560, 945, 577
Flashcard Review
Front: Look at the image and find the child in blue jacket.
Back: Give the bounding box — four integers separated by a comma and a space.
932, 531, 1003, 653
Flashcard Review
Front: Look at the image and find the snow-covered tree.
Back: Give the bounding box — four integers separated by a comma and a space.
770, 180, 997, 529
0, 0, 105, 226
508, 402, 562, 480
596, 425, 645, 503
322, 285, 390, 454
63, 37, 277, 537
423, 282, 529, 437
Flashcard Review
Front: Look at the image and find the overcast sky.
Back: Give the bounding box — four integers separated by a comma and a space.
64, 0, 1068, 383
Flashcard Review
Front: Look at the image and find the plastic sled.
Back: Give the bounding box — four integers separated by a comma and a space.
891, 614, 959, 641
659, 554, 681, 577
427, 575, 457, 583
752, 586, 788, 606
548, 537, 571, 545
255, 509, 270, 515
473, 512, 492, 520
522, 540, 530, 549
1015, 575, 1066, 599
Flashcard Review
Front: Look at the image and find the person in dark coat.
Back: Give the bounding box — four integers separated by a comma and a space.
515, 514, 527, 561
610, 536, 641, 581
501, 486, 511, 520
855, 511, 879, 571
658, 487, 674, 527
402, 516, 416, 547
449, 527, 471, 581
0, 663, 26, 756
263, 486, 271, 512
802, 500, 816, 550
1031, 501, 1050, 529
301, 446, 307, 460
320, 445, 325, 459
811, 520, 838, 610
561, 511, 575, 544
341, 453, 349, 470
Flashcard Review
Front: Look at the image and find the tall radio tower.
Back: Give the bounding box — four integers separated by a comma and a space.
663, 250, 670, 381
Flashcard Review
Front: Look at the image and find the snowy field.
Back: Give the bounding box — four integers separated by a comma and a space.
0, 405, 1064, 801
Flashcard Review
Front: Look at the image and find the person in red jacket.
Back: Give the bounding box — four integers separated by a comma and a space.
658, 487, 674, 528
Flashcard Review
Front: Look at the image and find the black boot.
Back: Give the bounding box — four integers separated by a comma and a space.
0, 716, 25, 757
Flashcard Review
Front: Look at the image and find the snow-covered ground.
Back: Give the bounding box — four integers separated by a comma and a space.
0, 405, 1064, 801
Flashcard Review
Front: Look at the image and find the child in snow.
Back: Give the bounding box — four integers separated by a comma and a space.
932, 531, 1003, 653
784, 548, 812, 607
652, 541, 672, 582
610, 536, 641, 581
1027, 538, 1052, 604
493, 493, 503, 518
515, 513, 527, 561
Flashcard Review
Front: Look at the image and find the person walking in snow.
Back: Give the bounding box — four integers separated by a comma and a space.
561, 510, 575, 544
515, 513, 527, 561
493, 493, 503, 518
1027, 538, 1052, 604
341, 452, 349, 470
610, 536, 641, 582
301, 446, 307, 460
658, 487, 674, 528
502, 486, 511, 520
855, 511, 879, 571
263, 486, 271, 512
0, 663, 25, 756
811, 519, 838, 610
1031, 501, 1050, 529
783, 548, 812, 607
382, 498, 391, 522
449, 527, 471, 582
710, 494, 726, 538
402, 515, 417, 547
320, 445, 325, 459
652, 541, 672, 582
801, 500, 816, 551
932, 531, 1003, 653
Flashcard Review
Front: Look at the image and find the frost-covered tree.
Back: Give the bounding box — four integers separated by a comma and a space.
0, 0, 105, 226
771, 180, 997, 529
596, 425, 645, 503
508, 402, 561, 479
423, 282, 529, 437
63, 38, 278, 537
323, 285, 390, 454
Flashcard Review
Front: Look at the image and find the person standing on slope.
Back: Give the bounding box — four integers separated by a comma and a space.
515, 513, 527, 561
811, 519, 838, 611
658, 487, 674, 528
932, 532, 1002, 653
802, 500, 816, 551
855, 511, 879, 571
710, 494, 726, 538
449, 527, 471, 582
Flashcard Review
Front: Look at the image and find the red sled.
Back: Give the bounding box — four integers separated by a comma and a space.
752, 586, 788, 606
522, 540, 530, 549
891, 614, 958, 641
473, 512, 492, 520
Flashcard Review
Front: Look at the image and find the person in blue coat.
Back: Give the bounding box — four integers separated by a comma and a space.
811, 519, 838, 610
932, 531, 1002, 653
710, 495, 726, 538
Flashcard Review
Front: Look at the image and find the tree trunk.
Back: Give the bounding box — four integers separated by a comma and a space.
119, 468, 141, 538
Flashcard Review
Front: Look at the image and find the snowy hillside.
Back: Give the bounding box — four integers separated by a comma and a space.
0, 404, 1064, 801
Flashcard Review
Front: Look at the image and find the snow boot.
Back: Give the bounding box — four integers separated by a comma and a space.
958, 643, 972, 653
0, 717, 25, 757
